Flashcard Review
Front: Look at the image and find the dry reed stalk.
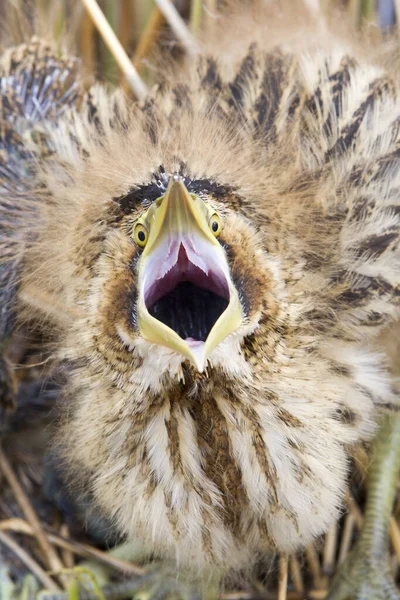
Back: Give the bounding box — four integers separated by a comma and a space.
278, 554, 289, 600
59, 525, 75, 569
190, 0, 203, 33
396, 0, 400, 27
390, 517, 400, 562
0, 449, 65, 581
133, 6, 165, 71
337, 512, 356, 565
0, 517, 145, 576
305, 544, 324, 590
81, 0, 148, 99
346, 494, 364, 529
80, 9, 96, 80
322, 523, 338, 577
119, 0, 133, 54
308, 591, 327, 599
289, 555, 305, 594
0, 530, 60, 591
154, 0, 198, 54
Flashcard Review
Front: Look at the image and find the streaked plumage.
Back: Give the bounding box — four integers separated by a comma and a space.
1, 1, 400, 580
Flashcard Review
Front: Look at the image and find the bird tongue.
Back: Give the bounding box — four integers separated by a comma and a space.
144, 242, 229, 310
142, 240, 230, 344
185, 338, 204, 345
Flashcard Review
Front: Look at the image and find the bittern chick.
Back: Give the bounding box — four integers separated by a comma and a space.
1, 2, 400, 594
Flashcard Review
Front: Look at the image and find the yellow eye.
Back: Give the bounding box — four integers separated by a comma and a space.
134, 223, 148, 247
209, 213, 222, 237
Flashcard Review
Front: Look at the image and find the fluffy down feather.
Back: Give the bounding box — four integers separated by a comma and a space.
1, 0, 400, 574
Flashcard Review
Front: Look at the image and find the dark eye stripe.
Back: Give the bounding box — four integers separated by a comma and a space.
183, 178, 233, 199
114, 183, 165, 215
114, 172, 236, 216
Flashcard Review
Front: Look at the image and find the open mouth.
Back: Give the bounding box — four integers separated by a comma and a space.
145, 246, 229, 343
136, 176, 243, 371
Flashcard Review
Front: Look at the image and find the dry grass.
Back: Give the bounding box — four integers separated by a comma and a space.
0, 1, 399, 599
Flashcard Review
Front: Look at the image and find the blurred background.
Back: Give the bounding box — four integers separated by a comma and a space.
1, 0, 399, 92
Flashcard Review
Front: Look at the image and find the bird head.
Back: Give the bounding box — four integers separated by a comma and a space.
110, 162, 274, 384
134, 175, 242, 372
37, 77, 279, 393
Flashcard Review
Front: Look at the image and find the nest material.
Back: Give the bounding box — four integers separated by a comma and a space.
1, 1, 400, 599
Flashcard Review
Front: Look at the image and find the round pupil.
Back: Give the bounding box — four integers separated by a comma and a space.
138, 230, 146, 242
212, 220, 219, 232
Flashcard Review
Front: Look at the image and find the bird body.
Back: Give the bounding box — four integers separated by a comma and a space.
1, 1, 400, 576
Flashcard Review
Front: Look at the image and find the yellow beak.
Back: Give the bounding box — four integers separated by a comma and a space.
137, 177, 242, 372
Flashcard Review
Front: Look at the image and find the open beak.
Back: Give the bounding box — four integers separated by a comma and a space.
137, 176, 242, 372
